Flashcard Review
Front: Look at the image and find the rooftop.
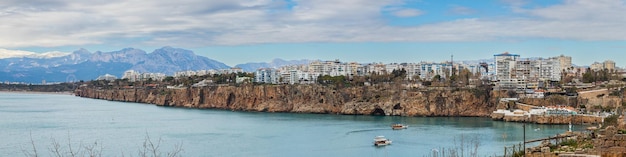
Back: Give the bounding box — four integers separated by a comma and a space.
494, 52, 520, 57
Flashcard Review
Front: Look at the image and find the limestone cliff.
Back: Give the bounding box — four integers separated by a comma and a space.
75, 84, 504, 117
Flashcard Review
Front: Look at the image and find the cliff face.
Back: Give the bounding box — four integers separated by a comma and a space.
75, 85, 504, 117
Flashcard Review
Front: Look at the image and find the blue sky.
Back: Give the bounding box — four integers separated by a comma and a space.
1, 0, 625, 67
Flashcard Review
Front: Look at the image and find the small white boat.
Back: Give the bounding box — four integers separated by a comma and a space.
373, 136, 392, 146
391, 124, 408, 130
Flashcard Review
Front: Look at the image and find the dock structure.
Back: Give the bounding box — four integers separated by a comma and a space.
491, 100, 604, 124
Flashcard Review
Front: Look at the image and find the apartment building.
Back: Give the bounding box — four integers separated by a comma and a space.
493, 52, 563, 90
254, 68, 279, 84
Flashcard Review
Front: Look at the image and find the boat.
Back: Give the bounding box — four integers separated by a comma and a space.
373, 136, 392, 146
391, 124, 408, 130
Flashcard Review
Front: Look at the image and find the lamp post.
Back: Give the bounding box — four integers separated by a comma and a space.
523, 123, 526, 157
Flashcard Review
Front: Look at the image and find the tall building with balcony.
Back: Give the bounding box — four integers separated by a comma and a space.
494, 52, 520, 89
494, 52, 520, 80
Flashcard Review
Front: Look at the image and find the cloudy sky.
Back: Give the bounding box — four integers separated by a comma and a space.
1, 0, 625, 66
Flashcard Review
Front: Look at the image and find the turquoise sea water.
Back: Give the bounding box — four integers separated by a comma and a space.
0, 93, 586, 156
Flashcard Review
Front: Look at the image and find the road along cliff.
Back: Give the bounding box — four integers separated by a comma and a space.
75, 84, 506, 117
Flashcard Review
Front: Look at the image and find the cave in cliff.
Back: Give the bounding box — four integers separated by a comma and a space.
371, 108, 386, 116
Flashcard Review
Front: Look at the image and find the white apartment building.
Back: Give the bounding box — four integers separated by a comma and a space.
196, 69, 218, 76
141, 73, 167, 81
307, 60, 361, 77
279, 70, 318, 84
419, 62, 448, 80
330, 63, 349, 77
255, 68, 279, 84
385, 63, 403, 74
123, 70, 141, 82
537, 57, 561, 81
308, 60, 335, 76
404, 63, 421, 80
347, 62, 362, 76
122, 70, 166, 82
364, 63, 386, 75
174, 70, 197, 78
493, 52, 562, 90
494, 52, 520, 82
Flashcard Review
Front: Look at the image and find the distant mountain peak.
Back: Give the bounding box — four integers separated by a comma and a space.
0, 49, 71, 59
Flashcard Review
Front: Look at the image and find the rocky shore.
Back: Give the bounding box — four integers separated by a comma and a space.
74, 84, 505, 117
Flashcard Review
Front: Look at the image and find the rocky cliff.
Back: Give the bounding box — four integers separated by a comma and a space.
75, 84, 505, 117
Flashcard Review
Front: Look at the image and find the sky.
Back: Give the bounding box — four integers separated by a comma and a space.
1, 0, 626, 67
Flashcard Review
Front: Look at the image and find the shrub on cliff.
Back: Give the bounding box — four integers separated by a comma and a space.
604, 114, 619, 128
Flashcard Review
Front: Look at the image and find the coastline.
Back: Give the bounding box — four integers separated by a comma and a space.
0, 90, 74, 95
74, 84, 502, 117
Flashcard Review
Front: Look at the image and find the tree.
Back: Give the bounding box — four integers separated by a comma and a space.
458, 68, 473, 86
317, 75, 348, 88
163, 76, 175, 83
391, 68, 407, 79
582, 68, 594, 83
433, 75, 441, 82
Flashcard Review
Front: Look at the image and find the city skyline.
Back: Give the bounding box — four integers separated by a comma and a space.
1, 0, 625, 67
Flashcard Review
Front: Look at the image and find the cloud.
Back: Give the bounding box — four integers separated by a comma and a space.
1, 0, 626, 48
499, 0, 529, 7
448, 6, 476, 15
391, 8, 423, 17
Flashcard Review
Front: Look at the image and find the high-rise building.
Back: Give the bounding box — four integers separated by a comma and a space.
494, 52, 520, 80
604, 60, 616, 71
557, 55, 572, 72
255, 68, 279, 84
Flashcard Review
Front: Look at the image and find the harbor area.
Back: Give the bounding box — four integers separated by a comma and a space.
490, 99, 604, 125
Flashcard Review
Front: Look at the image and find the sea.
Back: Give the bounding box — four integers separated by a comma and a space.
0, 92, 587, 157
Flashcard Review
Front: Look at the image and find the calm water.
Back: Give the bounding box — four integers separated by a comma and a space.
0, 93, 586, 156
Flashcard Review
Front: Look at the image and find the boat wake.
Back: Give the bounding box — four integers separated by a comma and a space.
345, 128, 388, 135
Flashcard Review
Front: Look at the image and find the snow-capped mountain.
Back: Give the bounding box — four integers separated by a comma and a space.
0, 49, 71, 59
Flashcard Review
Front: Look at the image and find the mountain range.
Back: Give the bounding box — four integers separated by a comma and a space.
0, 47, 230, 83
